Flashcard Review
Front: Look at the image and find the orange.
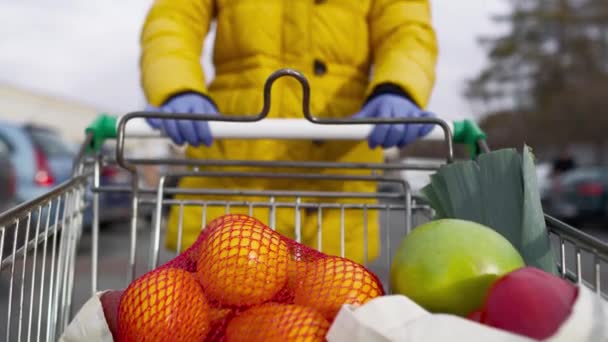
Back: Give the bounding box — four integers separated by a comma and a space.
225, 303, 329, 342
183, 214, 253, 266
196, 215, 289, 306
204, 214, 253, 231
118, 268, 210, 342
294, 256, 384, 320
286, 258, 310, 292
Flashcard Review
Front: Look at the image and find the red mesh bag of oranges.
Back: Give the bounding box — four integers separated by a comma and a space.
112, 214, 384, 341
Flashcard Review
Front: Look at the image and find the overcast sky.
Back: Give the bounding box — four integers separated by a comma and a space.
0, 0, 508, 120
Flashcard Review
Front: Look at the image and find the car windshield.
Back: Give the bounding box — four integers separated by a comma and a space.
27, 129, 74, 158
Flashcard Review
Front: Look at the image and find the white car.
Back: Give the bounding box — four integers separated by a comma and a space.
535, 162, 552, 201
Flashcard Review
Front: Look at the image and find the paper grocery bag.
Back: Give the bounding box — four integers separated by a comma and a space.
59, 291, 114, 342
327, 289, 608, 342
326, 295, 533, 342
547, 286, 608, 341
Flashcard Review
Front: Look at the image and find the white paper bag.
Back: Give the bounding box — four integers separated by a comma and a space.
59, 291, 114, 342
327, 286, 608, 342
326, 295, 533, 342
547, 286, 608, 341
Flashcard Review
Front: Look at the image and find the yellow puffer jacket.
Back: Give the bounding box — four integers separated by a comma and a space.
140, 0, 438, 264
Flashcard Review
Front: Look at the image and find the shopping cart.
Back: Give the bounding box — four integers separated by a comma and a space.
0, 69, 606, 342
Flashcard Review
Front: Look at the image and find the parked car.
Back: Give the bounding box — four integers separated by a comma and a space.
535, 162, 552, 203
82, 145, 135, 228
0, 122, 75, 202
544, 167, 608, 224
0, 134, 21, 260
0, 136, 18, 214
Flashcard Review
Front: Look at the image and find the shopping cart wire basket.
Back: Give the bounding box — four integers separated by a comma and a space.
0, 69, 606, 341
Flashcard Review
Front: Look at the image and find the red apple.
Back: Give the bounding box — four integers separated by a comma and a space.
469, 267, 578, 340
100, 290, 123, 340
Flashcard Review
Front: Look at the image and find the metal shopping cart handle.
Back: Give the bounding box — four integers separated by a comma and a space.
86, 115, 485, 152
83, 69, 487, 160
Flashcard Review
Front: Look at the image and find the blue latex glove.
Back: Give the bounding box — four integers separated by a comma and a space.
353, 94, 435, 149
146, 93, 219, 147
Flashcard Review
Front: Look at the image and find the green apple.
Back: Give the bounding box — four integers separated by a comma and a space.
390, 219, 525, 316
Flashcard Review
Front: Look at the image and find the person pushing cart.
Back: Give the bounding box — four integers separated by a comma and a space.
139, 0, 439, 263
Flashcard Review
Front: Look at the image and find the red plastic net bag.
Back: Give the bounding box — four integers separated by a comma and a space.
112, 214, 384, 341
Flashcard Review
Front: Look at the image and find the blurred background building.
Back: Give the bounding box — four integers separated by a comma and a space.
0, 83, 100, 143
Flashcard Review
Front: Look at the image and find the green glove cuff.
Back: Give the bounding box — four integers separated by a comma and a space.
452, 119, 487, 158
85, 113, 118, 153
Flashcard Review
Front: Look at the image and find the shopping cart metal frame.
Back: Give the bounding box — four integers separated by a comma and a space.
1, 69, 607, 341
